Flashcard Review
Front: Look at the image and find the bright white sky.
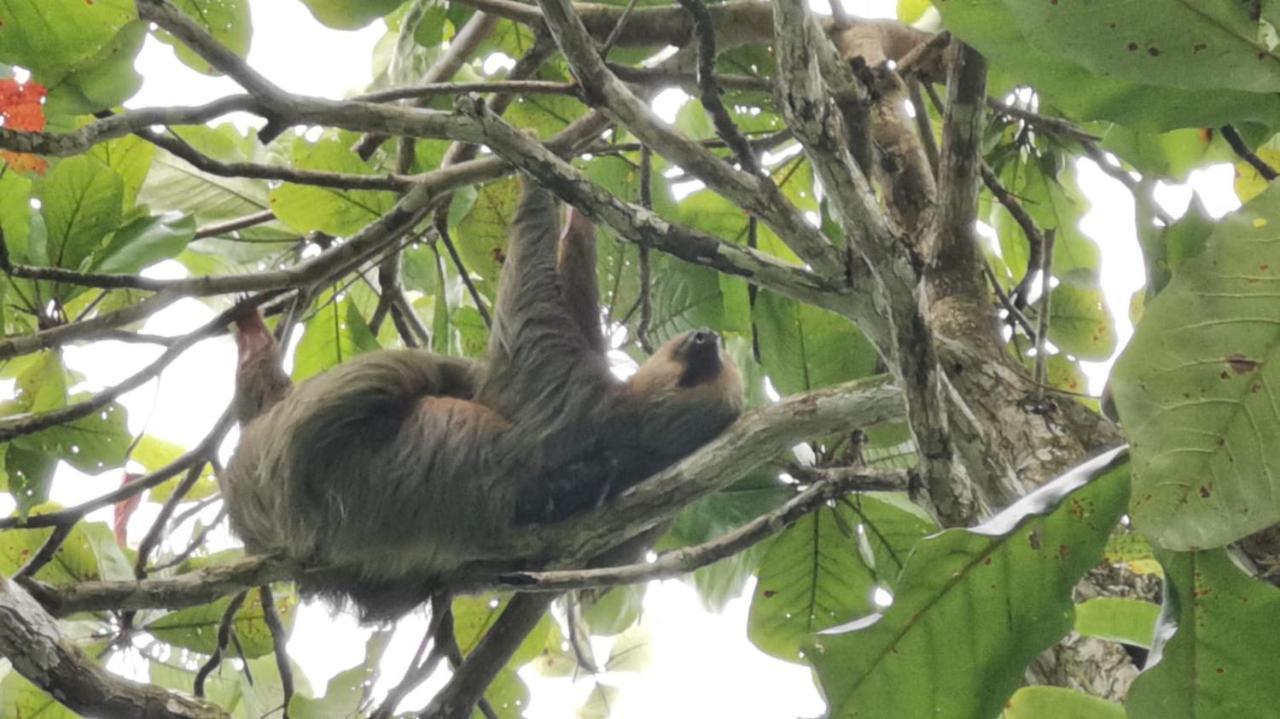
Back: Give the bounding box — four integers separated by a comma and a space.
4, 0, 1246, 715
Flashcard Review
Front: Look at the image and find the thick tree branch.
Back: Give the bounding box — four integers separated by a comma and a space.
0, 96, 258, 157
0, 576, 227, 719
773, 0, 968, 524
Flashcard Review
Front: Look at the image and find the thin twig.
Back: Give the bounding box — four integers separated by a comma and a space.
356, 80, 578, 104
677, 0, 762, 176
15, 524, 74, 580
979, 162, 1045, 309
600, 0, 643, 56
0, 408, 235, 531
195, 211, 277, 240
436, 211, 493, 328
0, 296, 272, 442
1033, 229, 1056, 401
134, 461, 211, 579
1222, 124, 1278, 181
986, 97, 1099, 143
372, 598, 451, 719
193, 590, 250, 697
258, 585, 295, 719
496, 469, 910, 593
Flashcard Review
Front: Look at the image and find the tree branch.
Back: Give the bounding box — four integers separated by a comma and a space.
27, 376, 905, 616
0, 96, 259, 157
497, 469, 909, 592
0, 575, 227, 719
533, 0, 845, 279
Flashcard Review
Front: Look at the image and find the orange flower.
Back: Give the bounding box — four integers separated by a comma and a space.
0, 78, 48, 174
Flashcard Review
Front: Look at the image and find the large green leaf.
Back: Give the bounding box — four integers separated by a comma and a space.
808, 449, 1129, 719
38, 155, 124, 271
0, 0, 136, 78
753, 290, 879, 395
88, 134, 154, 210
1002, 686, 1125, 719
138, 125, 272, 223
1127, 549, 1280, 719
301, 0, 406, 29
44, 20, 146, 117
748, 495, 934, 664
292, 295, 381, 381
934, 0, 1280, 131
455, 177, 519, 290
145, 583, 297, 659
0, 520, 131, 583
748, 504, 878, 664
664, 470, 790, 612
90, 213, 196, 275
1048, 282, 1117, 362
1001, 1, 1280, 94
991, 155, 1101, 283
1073, 597, 1159, 649
1111, 181, 1280, 549
269, 138, 397, 236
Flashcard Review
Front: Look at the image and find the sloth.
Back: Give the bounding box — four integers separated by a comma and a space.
222, 181, 743, 621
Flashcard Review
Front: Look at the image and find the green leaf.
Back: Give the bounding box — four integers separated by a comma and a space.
39, 155, 124, 271
456, 177, 520, 289
14, 397, 131, 475
897, 0, 931, 23
1048, 282, 1117, 361
1099, 126, 1216, 183
87, 128, 155, 210
158, 0, 251, 75
1111, 181, 1280, 549
606, 625, 653, 673
991, 156, 1100, 282
1074, 597, 1160, 649
46, 20, 147, 116
300, 0, 407, 30
145, 585, 297, 659
453, 594, 553, 669
578, 682, 620, 719
935, 0, 1280, 131
748, 505, 879, 664
1002, 686, 1125, 719
666, 469, 791, 610
808, 449, 1129, 719
580, 585, 645, 637
1, 671, 80, 719
0, 171, 33, 262
753, 290, 879, 395
0, 520, 131, 583
269, 138, 397, 236
91, 212, 196, 274
0, 0, 136, 77
1127, 549, 1280, 719
292, 295, 381, 382
1000, 2, 1280, 94
473, 667, 528, 719
139, 124, 272, 224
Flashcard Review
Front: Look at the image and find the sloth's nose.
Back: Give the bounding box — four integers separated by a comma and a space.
691, 329, 716, 345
